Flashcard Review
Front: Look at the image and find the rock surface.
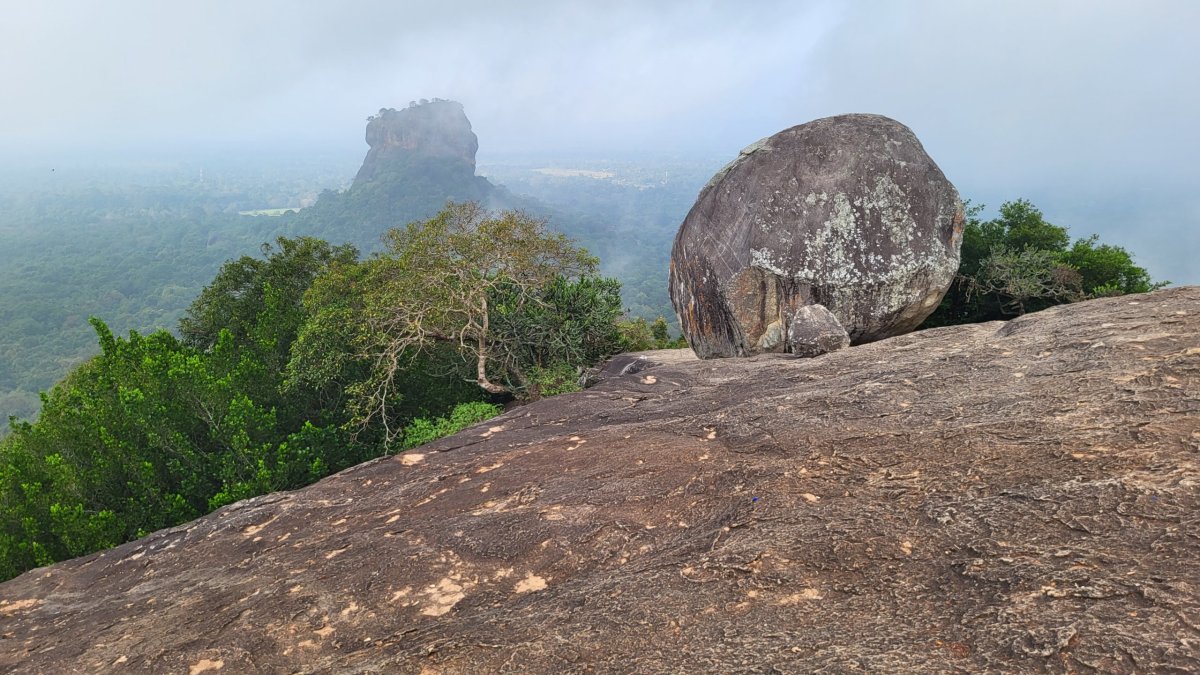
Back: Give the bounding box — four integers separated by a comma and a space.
3, 288, 1199, 673
354, 100, 480, 186
670, 114, 965, 358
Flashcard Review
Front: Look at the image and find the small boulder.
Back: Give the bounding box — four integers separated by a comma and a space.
787, 304, 850, 357
669, 114, 964, 358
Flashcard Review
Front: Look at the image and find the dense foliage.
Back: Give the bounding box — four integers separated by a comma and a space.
0, 205, 629, 580
292, 203, 627, 442
922, 199, 1165, 327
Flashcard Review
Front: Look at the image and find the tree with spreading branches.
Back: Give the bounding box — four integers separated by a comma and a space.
344, 202, 620, 441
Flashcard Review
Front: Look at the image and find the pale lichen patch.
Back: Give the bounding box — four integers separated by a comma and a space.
514, 572, 548, 593
0, 598, 41, 615
188, 659, 224, 675
414, 487, 449, 506
399, 453, 425, 466
777, 588, 823, 604
242, 515, 279, 537
421, 577, 469, 616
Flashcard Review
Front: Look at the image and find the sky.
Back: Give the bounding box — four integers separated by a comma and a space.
1, 0, 1196, 283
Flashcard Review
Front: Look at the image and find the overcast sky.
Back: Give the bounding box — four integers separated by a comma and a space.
2, 0, 1196, 282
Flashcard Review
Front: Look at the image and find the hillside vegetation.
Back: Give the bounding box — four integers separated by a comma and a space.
0, 117, 1162, 580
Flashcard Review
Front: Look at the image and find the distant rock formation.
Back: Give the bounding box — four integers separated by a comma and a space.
295, 99, 507, 252
3, 287, 1199, 672
670, 114, 964, 358
354, 99, 480, 186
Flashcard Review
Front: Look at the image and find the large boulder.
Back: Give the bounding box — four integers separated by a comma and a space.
670, 114, 965, 358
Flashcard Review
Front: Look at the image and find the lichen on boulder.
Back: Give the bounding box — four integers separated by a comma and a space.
669, 114, 965, 358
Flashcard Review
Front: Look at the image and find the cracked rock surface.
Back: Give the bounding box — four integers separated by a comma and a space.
2, 288, 1199, 673
670, 114, 964, 358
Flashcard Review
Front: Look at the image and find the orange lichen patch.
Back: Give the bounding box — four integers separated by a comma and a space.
566, 436, 587, 451
0, 598, 41, 614
390, 586, 413, 602
339, 602, 360, 617
777, 588, 823, 604
415, 488, 450, 506
399, 453, 425, 466
900, 540, 914, 555
188, 659, 224, 674
475, 462, 504, 474
242, 515, 279, 537
480, 425, 506, 438
514, 572, 547, 593
421, 577, 469, 616
385, 514, 401, 524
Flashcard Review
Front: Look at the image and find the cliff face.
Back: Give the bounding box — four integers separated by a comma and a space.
2, 288, 1198, 673
295, 100, 506, 252
353, 100, 480, 186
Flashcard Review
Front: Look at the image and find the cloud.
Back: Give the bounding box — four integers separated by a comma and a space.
1, 0, 1194, 281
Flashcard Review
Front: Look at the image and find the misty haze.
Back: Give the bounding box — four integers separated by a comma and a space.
1, 2, 1198, 670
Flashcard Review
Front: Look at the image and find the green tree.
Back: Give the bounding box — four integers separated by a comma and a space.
923, 199, 1165, 326
347, 202, 621, 441
180, 237, 358, 375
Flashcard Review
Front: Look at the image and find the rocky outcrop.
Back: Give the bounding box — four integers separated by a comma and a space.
2, 288, 1199, 673
670, 114, 964, 358
353, 99, 480, 186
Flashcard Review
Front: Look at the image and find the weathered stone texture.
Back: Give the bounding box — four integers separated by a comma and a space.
2, 288, 1199, 673
670, 114, 965, 358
